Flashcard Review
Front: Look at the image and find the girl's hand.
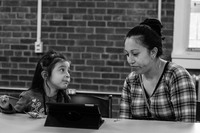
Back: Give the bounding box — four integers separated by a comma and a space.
0, 95, 10, 109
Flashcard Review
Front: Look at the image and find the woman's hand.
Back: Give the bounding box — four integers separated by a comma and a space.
0, 95, 10, 109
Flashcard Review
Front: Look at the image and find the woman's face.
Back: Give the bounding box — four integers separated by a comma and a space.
124, 36, 153, 74
48, 61, 71, 90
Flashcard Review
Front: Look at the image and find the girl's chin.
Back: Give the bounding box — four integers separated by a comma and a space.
57, 86, 68, 90
59, 84, 69, 89
56, 83, 69, 90
64, 84, 69, 88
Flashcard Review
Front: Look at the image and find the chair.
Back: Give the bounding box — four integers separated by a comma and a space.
196, 102, 200, 122
69, 94, 112, 118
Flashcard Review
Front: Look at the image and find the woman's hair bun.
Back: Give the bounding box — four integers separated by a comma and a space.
140, 18, 163, 37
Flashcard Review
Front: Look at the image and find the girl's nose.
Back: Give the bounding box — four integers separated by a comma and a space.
65, 71, 70, 78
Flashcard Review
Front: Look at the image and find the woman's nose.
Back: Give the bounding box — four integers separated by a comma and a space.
127, 55, 135, 64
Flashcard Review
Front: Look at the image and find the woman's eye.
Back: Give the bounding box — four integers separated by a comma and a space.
131, 52, 139, 56
124, 53, 129, 57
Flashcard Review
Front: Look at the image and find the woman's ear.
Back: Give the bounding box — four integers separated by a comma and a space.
41, 71, 48, 80
150, 47, 158, 59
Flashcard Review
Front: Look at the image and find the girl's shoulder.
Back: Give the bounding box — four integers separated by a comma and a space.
20, 89, 43, 99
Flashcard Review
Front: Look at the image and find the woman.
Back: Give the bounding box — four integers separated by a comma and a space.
0, 50, 71, 115
119, 18, 196, 122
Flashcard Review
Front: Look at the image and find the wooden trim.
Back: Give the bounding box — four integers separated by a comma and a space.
0, 87, 27, 91
76, 90, 121, 96
0, 87, 121, 96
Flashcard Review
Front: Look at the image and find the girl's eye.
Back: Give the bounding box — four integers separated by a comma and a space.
60, 68, 65, 72
59, 68, 71, 74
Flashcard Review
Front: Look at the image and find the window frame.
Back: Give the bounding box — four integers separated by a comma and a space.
172, 0, 200, 69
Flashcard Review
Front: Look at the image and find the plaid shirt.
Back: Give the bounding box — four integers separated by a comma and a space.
120, 62, 196, 122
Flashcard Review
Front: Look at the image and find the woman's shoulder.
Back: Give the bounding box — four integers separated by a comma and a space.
165, 61, 191, 78
166, 62, 189, 73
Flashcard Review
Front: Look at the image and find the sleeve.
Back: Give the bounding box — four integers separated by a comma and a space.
13, 91, 33, 113
0, 104, 16, 114
170, 68, 196, 122
119, 77, 132, 119
0, 91, 32, 114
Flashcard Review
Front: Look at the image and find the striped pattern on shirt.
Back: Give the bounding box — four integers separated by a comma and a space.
120, 62, 196, 122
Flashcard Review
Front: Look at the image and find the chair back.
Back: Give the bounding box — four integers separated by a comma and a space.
69, 94, 112, 118
197, 102, 200, 122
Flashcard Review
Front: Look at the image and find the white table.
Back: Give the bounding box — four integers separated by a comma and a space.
0, 113, 200, 133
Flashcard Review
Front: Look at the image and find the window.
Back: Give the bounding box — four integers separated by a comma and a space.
189, 0, 200, 49
172, 0, 200, 69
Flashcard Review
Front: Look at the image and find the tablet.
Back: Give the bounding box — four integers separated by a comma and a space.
44, 102, 104, 129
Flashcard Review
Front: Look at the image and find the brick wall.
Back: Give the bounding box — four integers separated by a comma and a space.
0, 0, 175, 118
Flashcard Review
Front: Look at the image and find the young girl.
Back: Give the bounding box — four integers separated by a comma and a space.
0, 50, 71, 115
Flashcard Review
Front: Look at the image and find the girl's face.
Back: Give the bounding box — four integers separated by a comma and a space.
48, 61, 71, 90
124, 36, 153, 74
